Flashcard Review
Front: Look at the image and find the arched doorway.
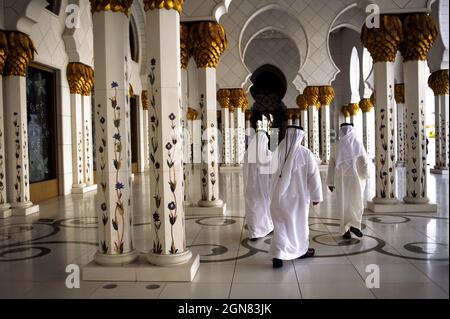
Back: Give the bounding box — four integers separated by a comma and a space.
250, 64, 288, 144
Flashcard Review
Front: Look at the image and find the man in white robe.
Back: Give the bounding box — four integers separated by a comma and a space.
270, 126, 323, 268
243, 130, 274, 241
327, 123, 369, 240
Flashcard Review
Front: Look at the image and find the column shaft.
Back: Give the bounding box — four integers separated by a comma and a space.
373, 62, 399, 203
320, 104, 331, 164
0, 76, 12, 218
92, 11, 136, 264
308, 106, 320, 159
198, 68, 222, 206
221, 107, 230, 165
404, 61, 429, 203
300, 110, 308, 147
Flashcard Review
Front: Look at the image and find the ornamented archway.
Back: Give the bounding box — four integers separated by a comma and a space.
250, 64, 288, 143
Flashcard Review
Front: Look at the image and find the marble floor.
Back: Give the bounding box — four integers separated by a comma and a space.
0, 166, 448, 299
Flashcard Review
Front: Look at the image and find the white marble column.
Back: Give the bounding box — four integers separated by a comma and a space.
229, 108, 236, 164
141, 91, 150, 170
0, 74, 12, 218
197, 68, 223, 206
319, 86, 334, 164
92, 7, 136, 265
349, 103, 363, 142
145, 5, 194, 265
235, 106, 246, 165
304, 86, 320, 159
3, 31, 39, 216
217, 89, 231, 166
296, 94, 308, 147
180, 25, 190, 204
429, 70, 449, 174
360, 98, 375, 159
401, 13, 437, 204
71, 93, 86, 191
395, 84, 406, 166
82, 95, 95, 187
362, 15, 402, 208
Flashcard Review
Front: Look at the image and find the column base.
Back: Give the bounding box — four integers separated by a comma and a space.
12, 203, 39, 216
396, 161, 406, 167
430, 168, 449, 175
185, 203, 227, 216
0, 205, 12, 219
198, 199, 224, 207
83, 252, 199, 282
147, 249, 192, 266
93, 250, 139, 266
219, 165, 243, 172
71, 184, 97, 194
319, 164, 328, 171
367, 201, 437, 213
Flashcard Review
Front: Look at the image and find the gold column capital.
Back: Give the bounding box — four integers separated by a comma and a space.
359, 98, 373, 113
361, 15, 403, 63
141, 90, 149, 110
303, 86, 320, 109
180, 23, 190, 69
370, 91, 376, 106
341, 105, 350, 118
189, 21, 227, 68
4, 31, 36, 77
319, 86, 335, 106
347, 103, 360, 116
217, 89, 231, 108
287, 109, 295, 120
428, 69, 449, 96
230, 88, 246, 111
400, 13, 437, 62
296, 94, 308, 111
0, 30, 7, 75
143, 0, 184, 13
67, 62, 94, 96
90, 0, 134, 16
394, 83, 405, 104
187, 107, 198, 121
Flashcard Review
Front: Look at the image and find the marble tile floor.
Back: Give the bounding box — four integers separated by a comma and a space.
0, 168, 448, 299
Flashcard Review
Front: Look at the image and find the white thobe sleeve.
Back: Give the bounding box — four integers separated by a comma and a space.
356, 155, 370, 180
307, 152, 323, 203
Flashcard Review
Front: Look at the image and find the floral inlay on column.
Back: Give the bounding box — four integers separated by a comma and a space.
148, 58, 162, 254
96, 106, 108, 253
167, 112, 179, 254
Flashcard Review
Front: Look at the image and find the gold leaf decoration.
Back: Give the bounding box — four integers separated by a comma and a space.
303, 86, 320, 108
296, 94, 308, 111
66, 62, 94, 96
90, 0, 134, 16
217, 89, 230, 108
187, 107, 198, 121
4, 31, 36, 77
143, 0, 184, 13
180, 23, 190, 69
229, 88, 247, 111
359, 98, 373, 113
319, 86, 335, 106
370, 91, 376, 106
428, 69, 449, 96
0, 30, 7, 75
341, 105, 350, 118
394, 84, 405, 104
361, 15, 403, 63
400, 14, 437, 62
189, 21, 227, 68
347, 103, 360, 116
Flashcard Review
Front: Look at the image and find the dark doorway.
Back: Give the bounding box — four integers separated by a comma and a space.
26, 64, 59, 202
249, 64, 288, 144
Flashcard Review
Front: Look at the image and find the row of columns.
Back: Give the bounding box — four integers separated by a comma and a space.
361, 13, 439, 207
295, 86, 335, 164
217, 88, 248, 167
0, 30, 40, 218
67, 62, 96, 194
